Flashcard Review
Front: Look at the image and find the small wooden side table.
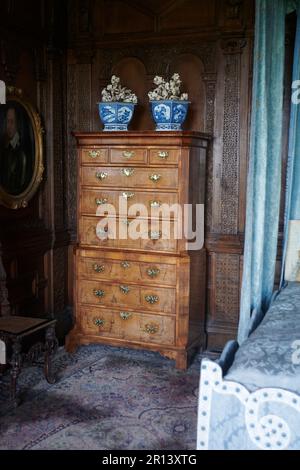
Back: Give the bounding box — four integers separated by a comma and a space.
0, 316, 58, 407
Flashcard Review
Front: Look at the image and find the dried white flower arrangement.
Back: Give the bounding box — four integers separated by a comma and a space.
148, 73, 188, 101
101, 75, 138, 104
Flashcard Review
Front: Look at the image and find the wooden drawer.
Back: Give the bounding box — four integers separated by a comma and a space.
80, 305, 175, 346
78, 255, 177, 286
79, 216, 178, 252
81, 148, 108, 164
149, 148, 180, 165
80, 188, 179, 217
81, 166, 179, 189
110, 148, 147, 164
78, 279, 176, 313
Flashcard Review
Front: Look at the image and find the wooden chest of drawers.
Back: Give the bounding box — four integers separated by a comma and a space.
66, 132, 210, 369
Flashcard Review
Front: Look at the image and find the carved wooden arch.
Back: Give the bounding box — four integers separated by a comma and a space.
111, 56, 152, 130
100, 42, 217, 75
168, 52, 206, 131
99, 42, 217, 127
98, 42, 217, 221
110, 55, 149, 95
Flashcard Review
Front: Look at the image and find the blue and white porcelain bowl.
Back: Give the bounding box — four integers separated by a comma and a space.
98, 102, 135, 131
150, 100, 190, 131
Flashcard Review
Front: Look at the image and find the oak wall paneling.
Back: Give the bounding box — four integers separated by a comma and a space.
0, 1, 257, 352
2, 0, 289, 354
0, 1, 71, 339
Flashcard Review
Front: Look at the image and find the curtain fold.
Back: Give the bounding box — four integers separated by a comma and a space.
238, 0, 288, 343
281, 6, 300, 287
287, 1, 299, 13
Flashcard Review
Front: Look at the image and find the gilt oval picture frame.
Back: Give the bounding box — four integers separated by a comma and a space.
0, 92, 44, 209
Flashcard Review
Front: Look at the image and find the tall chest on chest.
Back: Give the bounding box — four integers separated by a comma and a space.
66, 132, 210, 369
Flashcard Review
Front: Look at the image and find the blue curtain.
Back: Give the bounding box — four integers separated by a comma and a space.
288, 1, 300, 13
238, 0, 289, 343
281, 5, 300, 286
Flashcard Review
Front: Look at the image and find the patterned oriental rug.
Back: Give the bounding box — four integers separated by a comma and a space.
0, 345, 201, 450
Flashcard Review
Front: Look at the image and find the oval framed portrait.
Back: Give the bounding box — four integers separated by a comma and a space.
0, 92, 44, 209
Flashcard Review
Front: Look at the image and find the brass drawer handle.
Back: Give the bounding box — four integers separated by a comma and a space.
95, 198, 108, 206
145, 295, 159, 304
120, 285, 130, 294
147, 267, 160, 278
93, 263, 105, 273
121, 261, 131, 269
158, 151, 169, 159
149, 230, 162, 240
94, 318, 105, 327
89, 150, 102, 158
122, 191, 135, 200
93, 289, 105, 298
142, 323, 159, 334
120, 311, 132, 320
149, 174, 161, 183
149, 200, 162, 208
122, 150, 135, 159
122, 168, 135, 177
96, 171, 108, 181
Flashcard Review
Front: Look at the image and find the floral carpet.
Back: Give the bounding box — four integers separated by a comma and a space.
0, 345, 201, 450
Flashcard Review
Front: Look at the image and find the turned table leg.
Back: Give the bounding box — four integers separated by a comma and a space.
10, 338, 22, 407
44, 325, 58, 384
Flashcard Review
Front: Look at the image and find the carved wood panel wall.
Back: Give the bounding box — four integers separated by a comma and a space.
67, 0, 255, 352
0, 0, 261, 351
0, 1, 70, 339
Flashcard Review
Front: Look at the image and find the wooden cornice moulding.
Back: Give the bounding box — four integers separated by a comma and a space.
72, 131, 212, 149
205, 234, 244, 253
